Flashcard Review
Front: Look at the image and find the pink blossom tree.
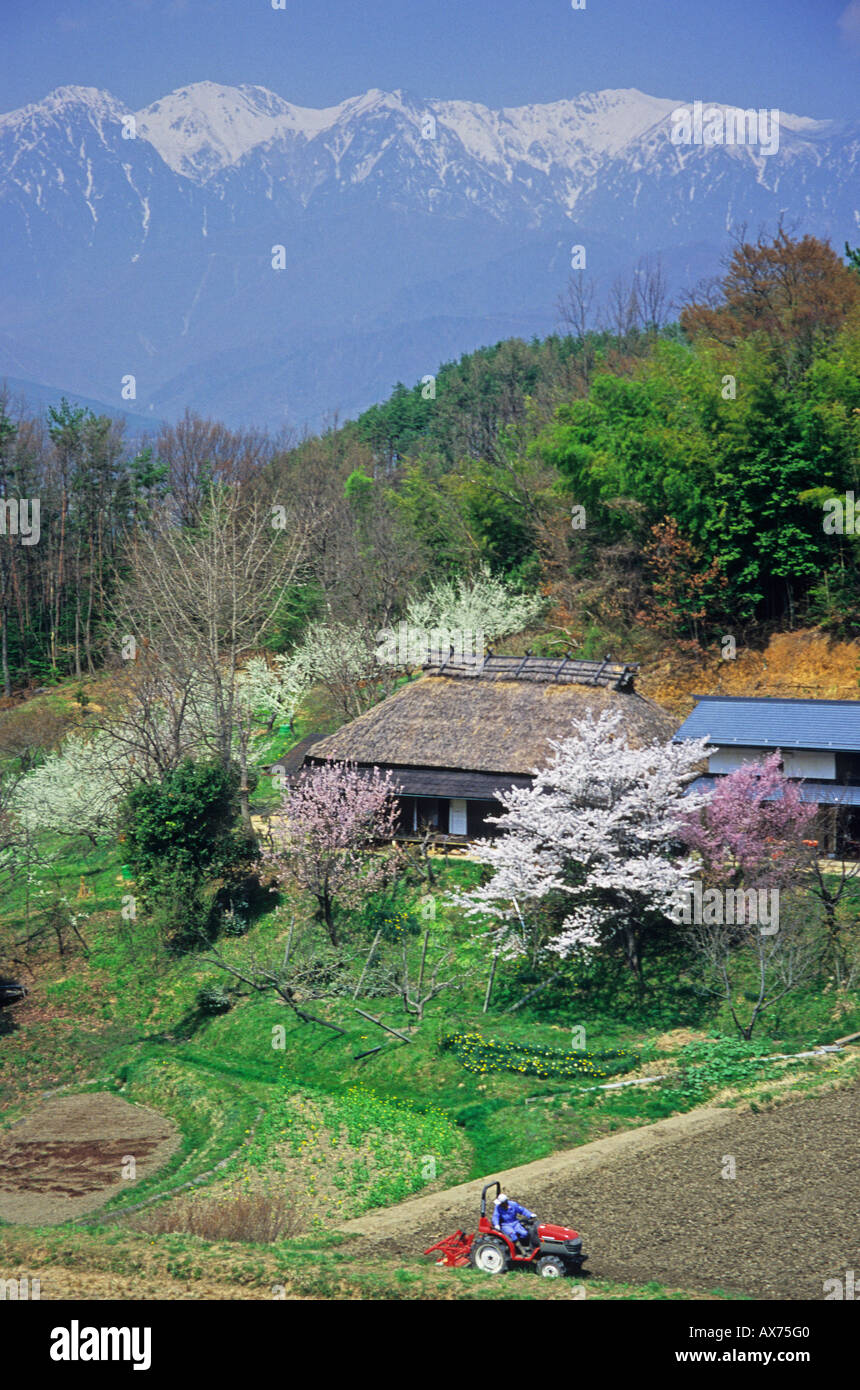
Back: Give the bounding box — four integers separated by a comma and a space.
262, 761, 401, 945
679, 754, 820, 1039
680, 753, 817, 894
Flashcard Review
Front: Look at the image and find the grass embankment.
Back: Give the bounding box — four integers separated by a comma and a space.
2, 827, 857, 1225
0, 1221, 748, 1301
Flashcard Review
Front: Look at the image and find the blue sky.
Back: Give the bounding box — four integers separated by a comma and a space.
2, 0, 859, 118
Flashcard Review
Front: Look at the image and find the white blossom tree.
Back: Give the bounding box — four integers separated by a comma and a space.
404, 570, 546, 647
250, 572, 548, 731
12, 732, 129, 845
237, 655, 310, 733
279, 618, 400, 721
452, 710, 711, 984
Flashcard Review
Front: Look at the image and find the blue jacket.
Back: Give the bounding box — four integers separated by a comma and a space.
492, 1198, 534, 1241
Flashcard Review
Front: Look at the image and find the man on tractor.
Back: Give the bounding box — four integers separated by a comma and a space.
492, 1192, 538, 1253
425, 1180, 588, 1277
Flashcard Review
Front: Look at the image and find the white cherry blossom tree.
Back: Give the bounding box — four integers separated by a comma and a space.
453, 709, 711, 983
12, 732, 128, 845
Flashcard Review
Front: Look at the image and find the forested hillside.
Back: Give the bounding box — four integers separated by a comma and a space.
2, 229, 858, 706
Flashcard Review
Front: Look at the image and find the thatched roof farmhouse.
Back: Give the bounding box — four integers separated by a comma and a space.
298, 655, 675, 841
274, 659, 860, 850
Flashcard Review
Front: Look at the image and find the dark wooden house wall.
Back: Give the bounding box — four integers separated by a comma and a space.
395, 794, 502, 839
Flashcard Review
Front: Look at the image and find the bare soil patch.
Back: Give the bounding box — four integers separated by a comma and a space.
642, 629, 860, 717
0, 1091, 179, 1224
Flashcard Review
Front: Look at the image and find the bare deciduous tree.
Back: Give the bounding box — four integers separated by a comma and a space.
805, 848, 860, 986
686, 893, 821, 1039
200, 932, 347, 1035
634, 254, 669, 334
156, 411, 279, 527
557, 273, 601, 391
111, 481, 310, 830
393, 929, 464, 1021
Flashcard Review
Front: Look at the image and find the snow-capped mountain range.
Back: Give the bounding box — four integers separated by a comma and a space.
1, 82, 857, 430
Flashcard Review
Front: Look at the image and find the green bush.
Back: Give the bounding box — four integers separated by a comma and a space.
118, 758, 251, 949
660, 1035, 781, 1107
119, 757, 244, 894
197, 984, 234, 1016
142, 869, 216, 953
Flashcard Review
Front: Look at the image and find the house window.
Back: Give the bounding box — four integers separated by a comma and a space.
415, 797, 442, 830
836, 753, 860, 785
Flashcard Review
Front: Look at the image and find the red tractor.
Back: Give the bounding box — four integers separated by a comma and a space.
425, 1181, 588, 1279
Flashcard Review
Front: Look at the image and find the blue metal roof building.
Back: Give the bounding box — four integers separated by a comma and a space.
673, 696, 860, 751
675, 696, 860, 853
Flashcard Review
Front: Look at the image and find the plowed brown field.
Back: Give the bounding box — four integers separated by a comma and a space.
340, 1085, 860, 1299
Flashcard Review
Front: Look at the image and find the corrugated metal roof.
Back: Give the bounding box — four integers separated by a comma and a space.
687, 776, 860, 805
674, 696, 860, 751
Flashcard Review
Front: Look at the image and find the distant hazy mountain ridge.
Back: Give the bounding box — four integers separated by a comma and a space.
1, 81, 857, 429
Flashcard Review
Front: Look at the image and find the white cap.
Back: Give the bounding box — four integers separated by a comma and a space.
495, 1192, 508, 1204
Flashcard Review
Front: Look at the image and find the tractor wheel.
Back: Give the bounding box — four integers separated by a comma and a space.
470, 1237, 510, 1275
536, 1255, 566, 1278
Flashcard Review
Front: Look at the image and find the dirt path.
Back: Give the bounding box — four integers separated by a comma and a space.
0, 1092, 179, 1224
340, 1085, 860, 1299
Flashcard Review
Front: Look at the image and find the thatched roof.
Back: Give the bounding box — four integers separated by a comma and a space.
424, 653, 640, 689
307, 673, 676, 777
